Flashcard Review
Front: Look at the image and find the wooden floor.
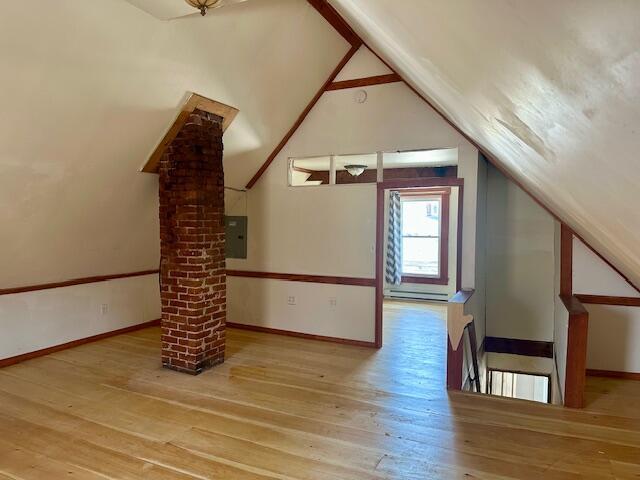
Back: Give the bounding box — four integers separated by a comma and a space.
1, 301, 639, 479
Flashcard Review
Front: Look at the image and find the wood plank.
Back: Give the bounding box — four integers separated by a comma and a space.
446, 292, 473, 390
561, 295, 588, 315
225, 269, 375, 287
0, 389, 274, 480
0, 436, 110, 480
587, 369, 640, 381
449, 289, 475, 304
374, 182, 385, 348
0, 269, 159, 296
377, 177, 464, 190
306, 0, 362, 47
226, 322, 375, 348
141, 93, 238, 173
0, 301, 639, 478
245, 45, 358, 189
576, 295, 640, 307
0, 415, 196, 480
484, 337, 554, 358
561, 295, 589, 409
326, 74, 402, 90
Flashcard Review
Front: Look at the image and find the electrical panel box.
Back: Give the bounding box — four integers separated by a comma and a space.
225, 216, 247, 259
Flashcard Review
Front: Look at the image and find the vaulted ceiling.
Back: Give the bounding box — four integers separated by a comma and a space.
2, 0, 639, 290
330, 0, 640, 288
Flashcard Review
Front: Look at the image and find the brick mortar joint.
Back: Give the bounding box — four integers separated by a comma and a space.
158, 106, 226, 375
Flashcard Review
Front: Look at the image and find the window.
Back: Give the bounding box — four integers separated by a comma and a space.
383, 148, 458, 180
487, 369, 551, 404
288, 148, 459, 187
289, 156, 331, 186
400, 191, 449, 284
334, 154, 379, 184
288, 153, 378, 187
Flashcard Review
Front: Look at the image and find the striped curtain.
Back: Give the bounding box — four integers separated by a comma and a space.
385, 191, 402, 285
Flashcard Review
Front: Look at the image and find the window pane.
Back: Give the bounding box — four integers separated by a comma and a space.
401, 200, 440, 237
335, 153, 378, 184
489, 370, 550, 404
383, 148, 458, 180
402, 237, 439, 276
289, 156, 330, 186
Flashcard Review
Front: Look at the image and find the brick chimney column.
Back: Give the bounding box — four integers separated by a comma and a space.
158, 110, 226, 374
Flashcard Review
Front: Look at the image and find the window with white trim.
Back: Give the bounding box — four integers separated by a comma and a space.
400, 191, 449, 284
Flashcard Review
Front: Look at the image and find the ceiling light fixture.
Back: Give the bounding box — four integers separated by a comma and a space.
185, 0, 220, 16
344, 164, 367, 177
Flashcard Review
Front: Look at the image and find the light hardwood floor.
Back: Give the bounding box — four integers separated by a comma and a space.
0, 300, 639, 479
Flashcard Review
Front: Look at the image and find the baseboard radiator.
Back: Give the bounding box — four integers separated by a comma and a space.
385, 289, 449, 302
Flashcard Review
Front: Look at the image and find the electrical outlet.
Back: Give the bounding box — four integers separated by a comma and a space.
287, 296, 296, 305
100, 304, 109, 315
329, 297, 337, 307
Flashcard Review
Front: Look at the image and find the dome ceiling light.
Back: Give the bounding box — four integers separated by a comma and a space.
344, 165, 367, 177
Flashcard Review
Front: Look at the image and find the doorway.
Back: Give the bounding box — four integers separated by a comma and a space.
374, 177, 464, 350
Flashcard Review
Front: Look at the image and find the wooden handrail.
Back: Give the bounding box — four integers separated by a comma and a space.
449, 289, 475, 304
575, 294, 640, 307
560, 294, 588, 315
141, 93, 238, 173
447, 289, 479, 391
559, 294, 589, 408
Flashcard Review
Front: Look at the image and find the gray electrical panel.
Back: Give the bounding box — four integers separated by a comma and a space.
225, 216, 247, 259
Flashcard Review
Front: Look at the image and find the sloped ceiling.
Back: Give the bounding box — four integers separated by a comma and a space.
0, 0, 346, 287
330, 0, 640, 288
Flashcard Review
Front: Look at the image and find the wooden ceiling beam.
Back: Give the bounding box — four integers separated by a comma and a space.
307, 0, 362, 47
141, 93, 238, 173
244, 0, 362, 190
576, 295, 640, 307
244, 1, 640, 293
326, 73, 401, 91
244, 44, 358, 189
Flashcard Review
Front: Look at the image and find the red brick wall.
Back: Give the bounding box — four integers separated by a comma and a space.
159, 109, 226, 374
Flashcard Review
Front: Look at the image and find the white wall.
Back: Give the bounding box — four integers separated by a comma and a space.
0, 274, 160, 360
573, 239, 640, 298
585, 307, 640, 373
0, 0, 345, 289
572, 237, 640, 373
457, 145, 480, 290
584, 304, 640, 373
0, 1, 346, 357
334, 47, 392, 81
485, 164, 556, 342
228, 278, 375, 343
227, 47, 478, 340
